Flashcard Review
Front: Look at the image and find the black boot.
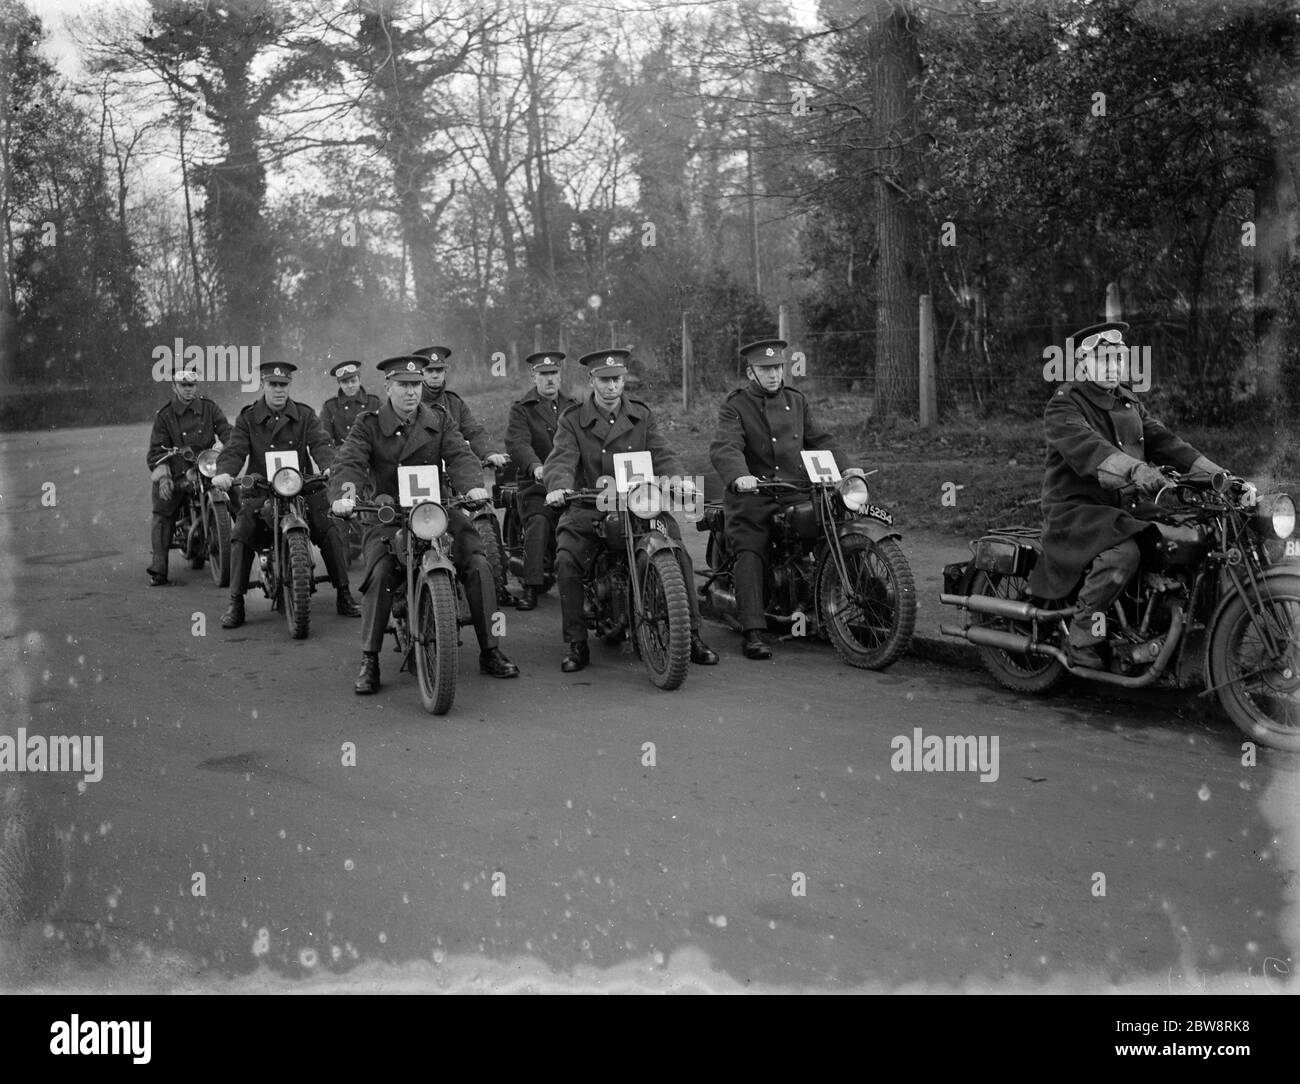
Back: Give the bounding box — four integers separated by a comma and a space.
742, 630, 772, 660
220, 595, 245, 629
336, 586, 361, 617
479, 647, 520, 678
690, 632, 720, 665
561, 640, 590, 673
515, 586, 538, 611
354, 652, 380, 694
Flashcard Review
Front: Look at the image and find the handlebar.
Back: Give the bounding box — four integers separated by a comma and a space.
331, 494, 488, 521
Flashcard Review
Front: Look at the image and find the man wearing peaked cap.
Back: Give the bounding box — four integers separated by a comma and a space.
710, 338, 867, 659
211, 360, 360, 627
504, 351, 576, 610
411, 344, 508, 473
320, 360, 381, 448
144, 365, 232, 586
541, 346, 718, 672
327, 354, 519, 690
1029, 318, 1234, 670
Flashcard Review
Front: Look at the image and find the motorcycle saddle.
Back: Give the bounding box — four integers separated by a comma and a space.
970, 525, 1042, 578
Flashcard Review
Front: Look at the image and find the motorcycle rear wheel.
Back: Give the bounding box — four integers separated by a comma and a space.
635, 551, 691, 691
206, 501, 232, 587
283, 531, 312, 640
415, 572, 459, 715
817, 536, 916, 670
966, 569, 1065, 693
1209, 573, 1300, 752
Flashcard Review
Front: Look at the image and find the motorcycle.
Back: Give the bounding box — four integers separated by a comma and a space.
337, 493, 487, 715
236, 466, 332, 640
938, 471, 1300, 750
156, 445, 233, 586
697, 474, 917, 669
491, 463, 556, 596
556, 480, 696, 690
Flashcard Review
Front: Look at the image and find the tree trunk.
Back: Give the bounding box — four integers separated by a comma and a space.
870, 0, 921, 418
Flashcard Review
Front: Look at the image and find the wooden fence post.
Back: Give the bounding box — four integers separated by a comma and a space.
919, 294, 936, 427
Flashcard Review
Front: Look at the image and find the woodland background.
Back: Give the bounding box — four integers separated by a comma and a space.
1, 0, 1298, 429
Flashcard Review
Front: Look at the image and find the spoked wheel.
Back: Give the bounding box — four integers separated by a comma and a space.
635, 551, 691, 691
415, 571, 459, 715
966, 569, 1066, 693
283, 531, 313, 639
476, 515, 510, 606
816, 536, 916, 670
502, 503, 525, 583
1209, 573, 1300, 751
207, 500, 232, 587
186, 506, 206, 570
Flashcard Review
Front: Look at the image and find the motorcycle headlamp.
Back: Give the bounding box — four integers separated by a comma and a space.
627, 480, 663, 520
196, 449, 219, 477
838, 475, 870, 513
1256, 493, 1296, 540
272, 466, 303, 497
409, 501, 448, 540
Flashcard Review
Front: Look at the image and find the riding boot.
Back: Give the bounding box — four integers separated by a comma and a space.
148, 514, 173, 584
354, 652, 380, 694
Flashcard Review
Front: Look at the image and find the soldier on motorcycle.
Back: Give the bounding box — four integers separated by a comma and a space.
329, 355, 520, 693
211, 361, 360, 628
412, 344, 509, 474
543, 349, 719, 673
145, 366, 231, 586
504, 351, 577, 611
320, 359, 381, 447
708, 339, 866, 659
1026, 320, 1238, 669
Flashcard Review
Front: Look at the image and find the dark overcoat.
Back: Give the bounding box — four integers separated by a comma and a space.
1026, 381, 1203, 599
147, 395, 231, 474
543, 394, 683, 494
215, 397, 334, 479
421, 386, 497, 462
320, 387, 382, 446
505, 387, 577, 518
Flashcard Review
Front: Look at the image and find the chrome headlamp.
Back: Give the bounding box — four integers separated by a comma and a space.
196, 449, 219, 478
1255, 493, 1296, 540
627, 480, 663, 520
409, 501, 448, 540
272, 466, 303, 497
838, 474, 870, 514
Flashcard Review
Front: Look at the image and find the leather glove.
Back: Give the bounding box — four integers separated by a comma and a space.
532, 464, 545, 483
486, 453, 509, 469
734, 475, 760, 493
213, 473, 234, 491
1190, 455, 1226, 478
1097, 451, 1142, 491
332, 497, 355, 517
465, 487, 490, 503
1131, 462, 1172, 496
546, 489, 569, 508
157, 475, 174, 501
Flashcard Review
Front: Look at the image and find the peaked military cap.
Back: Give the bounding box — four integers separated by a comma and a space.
259, 361, 297, 383
740, 338, 788, 363
526, 351, 564, 373
329, 360, 362, 379
378, 355, 429, 382
578, 348, 630, 377
412, 345, 453, 368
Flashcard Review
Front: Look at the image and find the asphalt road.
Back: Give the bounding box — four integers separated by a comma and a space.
1, 422, 1297, 992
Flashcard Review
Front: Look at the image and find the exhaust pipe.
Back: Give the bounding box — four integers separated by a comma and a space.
939, 593, 1068, 623
940, 609, 1184, 688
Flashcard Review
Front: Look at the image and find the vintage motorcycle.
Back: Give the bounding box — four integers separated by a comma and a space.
338, 494, 487, 715
698, 474, 917, 669
236, 466, 331, 640
556, 480, 697, 690
156, 445, 234, 586
491, 463, 556, 596
938, 471, 1300, 750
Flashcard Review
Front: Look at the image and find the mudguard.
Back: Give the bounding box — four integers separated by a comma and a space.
420, 547, 456, 577
837, 518, 903, 546
635, 529, 683, 562
280, 510, 309, 534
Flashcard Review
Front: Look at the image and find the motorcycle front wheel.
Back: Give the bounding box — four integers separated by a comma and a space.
635, 550, 691, 691
415, 572, 459, 715
1209, 573, 1300, 752
282, 531, 313, 640
206, 500, 232, 587
964, 569, 1065, 693
817, 536, 916, 670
